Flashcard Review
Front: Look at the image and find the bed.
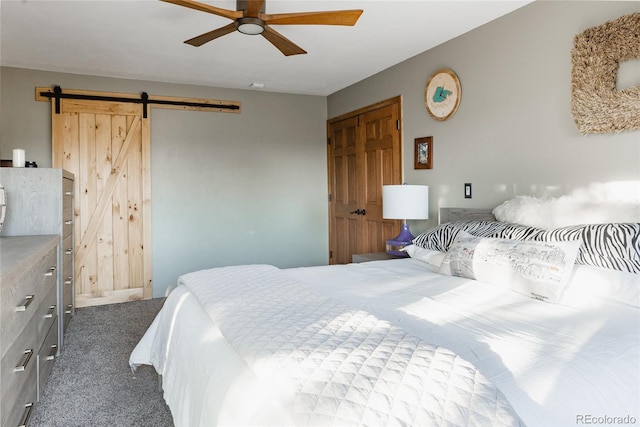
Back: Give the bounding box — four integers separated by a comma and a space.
130, 197, 640, 427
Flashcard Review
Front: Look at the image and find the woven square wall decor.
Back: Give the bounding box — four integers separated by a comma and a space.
571, 13, 640, 134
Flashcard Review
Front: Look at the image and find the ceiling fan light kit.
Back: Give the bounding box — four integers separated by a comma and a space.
162, 0, 363, 56
237, 17, 264, 35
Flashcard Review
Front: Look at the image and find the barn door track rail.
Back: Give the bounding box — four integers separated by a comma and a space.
36, 86, 241, 117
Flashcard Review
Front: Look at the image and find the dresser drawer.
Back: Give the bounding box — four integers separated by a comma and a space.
37, 321, 59, 401
62, 234, 73, 267
63, 257, 73, 287
35, 283, 57, 345
62, 215, 73, 239
63, 176, 74, 195
1, 394, 36, 427
63, 253, 74, 320
0, 249, 57, 358
62, 268, 74, 332
0, 320, 38, 426
63, 177, 74, 237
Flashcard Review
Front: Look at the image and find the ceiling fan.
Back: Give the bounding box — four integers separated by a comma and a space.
161, 0, 363, 56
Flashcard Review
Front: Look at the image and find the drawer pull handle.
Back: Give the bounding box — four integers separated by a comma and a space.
46, 345, 58, 361
45, 305, 56, 319
16, 295, 35, 312
18, 402, 34, 427
65, 220, 73, 225
65, 191, 73, 196
15, 349, 34, 372
65, 248, 73, 255
65, 304, 73, 314
44, 266, 56, 276
65, 277, 73, 285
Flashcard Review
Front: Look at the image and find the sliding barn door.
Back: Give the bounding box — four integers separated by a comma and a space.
51, 98, 152, 307
328, 97, 402, 264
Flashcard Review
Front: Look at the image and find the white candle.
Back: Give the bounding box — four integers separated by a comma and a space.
12, 149, 25, 167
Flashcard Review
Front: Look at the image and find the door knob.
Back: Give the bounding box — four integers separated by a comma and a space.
349, 209, 366, 215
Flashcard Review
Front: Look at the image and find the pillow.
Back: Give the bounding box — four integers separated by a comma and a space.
439, 231, 581, 303
537, 223, 640, 274
412, 222, 459, 252
489, 222, 544, 241
403, 245, 445, 269
493, 195, 640, 230
561, 264, 640, 308
412, 220, 543, 252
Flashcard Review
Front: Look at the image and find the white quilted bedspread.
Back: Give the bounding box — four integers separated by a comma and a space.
178, 264, 525, 427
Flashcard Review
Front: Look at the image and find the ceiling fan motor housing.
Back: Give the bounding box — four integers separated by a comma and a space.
237, 0, 265, 14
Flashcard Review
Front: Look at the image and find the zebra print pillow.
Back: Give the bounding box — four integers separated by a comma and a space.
414, 221, 640, 273
412, 221, 544, 253
537, 223, 640, 274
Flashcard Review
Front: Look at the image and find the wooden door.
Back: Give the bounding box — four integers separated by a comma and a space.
328, 97, 402, 264
328, 116, 359, 264
51, 98, 152, 307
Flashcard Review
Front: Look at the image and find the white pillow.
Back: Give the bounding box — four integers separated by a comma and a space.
562, 264, 640, 308
403, 245, 445, 269
440, 231, 581, 303
492, 195, 640, 230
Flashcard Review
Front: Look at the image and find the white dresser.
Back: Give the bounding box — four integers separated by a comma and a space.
0, 235, 59, 427
0, 168, 75, 352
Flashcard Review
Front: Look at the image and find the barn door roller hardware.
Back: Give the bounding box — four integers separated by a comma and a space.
37, 86, 241, 118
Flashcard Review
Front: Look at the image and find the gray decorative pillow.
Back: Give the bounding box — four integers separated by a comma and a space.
537, 223, 640, 274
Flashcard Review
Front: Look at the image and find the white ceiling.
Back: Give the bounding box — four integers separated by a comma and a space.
1, 0, 532, 96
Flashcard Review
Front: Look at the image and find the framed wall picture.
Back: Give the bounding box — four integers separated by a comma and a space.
414, 137, 433, 169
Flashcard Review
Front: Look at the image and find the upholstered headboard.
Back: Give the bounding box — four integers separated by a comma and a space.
439, 208, 495, 224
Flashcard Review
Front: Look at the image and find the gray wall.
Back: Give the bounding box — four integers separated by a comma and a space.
0, 67, 328, 297
328, 1, 640, 232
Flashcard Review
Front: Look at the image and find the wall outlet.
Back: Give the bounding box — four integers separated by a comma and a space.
464, 183, 472, 199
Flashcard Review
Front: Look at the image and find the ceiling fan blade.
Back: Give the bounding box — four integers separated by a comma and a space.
185, 22, 237, 47
263, 10, 363, 26
261, 26, 306, 56
244, 0, 265, 17
161, 0, 242, 20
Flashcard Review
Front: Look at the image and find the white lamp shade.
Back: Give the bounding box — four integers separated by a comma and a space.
382, 185, 429, 220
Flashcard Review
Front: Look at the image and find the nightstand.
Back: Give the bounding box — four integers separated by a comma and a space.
351, 252, 400, 263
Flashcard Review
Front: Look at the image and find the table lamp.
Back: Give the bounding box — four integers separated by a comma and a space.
382, 184, 429, 256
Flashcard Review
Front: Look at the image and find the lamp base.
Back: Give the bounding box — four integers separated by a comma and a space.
385, 223, 415, 257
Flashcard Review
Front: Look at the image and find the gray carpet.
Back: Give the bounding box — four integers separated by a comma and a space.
30, 298, 174, 427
